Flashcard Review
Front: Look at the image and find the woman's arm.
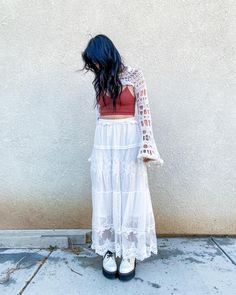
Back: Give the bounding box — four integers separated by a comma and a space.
133, 68, 164, 167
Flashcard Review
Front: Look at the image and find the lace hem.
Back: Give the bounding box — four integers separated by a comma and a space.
90, 241, 158, 261
90, 226, 158, 261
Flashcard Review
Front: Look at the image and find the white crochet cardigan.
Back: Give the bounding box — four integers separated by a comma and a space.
95, 65, 164, 167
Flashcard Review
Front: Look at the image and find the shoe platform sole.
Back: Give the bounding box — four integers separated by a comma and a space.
118, 259, 136, 281
102, 266, 118, 279
118, 269, 135, 281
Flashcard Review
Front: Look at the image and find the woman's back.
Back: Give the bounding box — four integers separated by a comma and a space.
98, 85, 136, 117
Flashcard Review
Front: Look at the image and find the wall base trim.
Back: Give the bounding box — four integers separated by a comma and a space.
0, 229, 92, 249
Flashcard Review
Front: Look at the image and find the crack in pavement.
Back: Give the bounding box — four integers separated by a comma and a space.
18, 250, 54, 295
210, 236, 236, 266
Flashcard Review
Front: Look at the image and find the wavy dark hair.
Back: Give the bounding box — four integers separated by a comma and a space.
80, 34, 127, 111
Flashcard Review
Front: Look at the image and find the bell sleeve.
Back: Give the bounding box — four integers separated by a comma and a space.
133, 68, 164, 167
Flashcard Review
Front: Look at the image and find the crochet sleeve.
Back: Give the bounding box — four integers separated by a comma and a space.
133, 68, 164, 167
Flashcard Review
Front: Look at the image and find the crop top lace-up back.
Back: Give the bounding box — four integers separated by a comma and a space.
94, 65, 164, 168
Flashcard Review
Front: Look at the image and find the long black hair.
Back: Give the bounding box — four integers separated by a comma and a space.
81, 34, 126, 111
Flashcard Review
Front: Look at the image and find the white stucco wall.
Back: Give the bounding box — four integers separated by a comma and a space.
0, 1, 235, 234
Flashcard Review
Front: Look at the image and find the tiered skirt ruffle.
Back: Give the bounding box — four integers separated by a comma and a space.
88, 117, 158, 261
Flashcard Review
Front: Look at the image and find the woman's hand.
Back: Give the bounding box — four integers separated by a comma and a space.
143, 157, 152, 163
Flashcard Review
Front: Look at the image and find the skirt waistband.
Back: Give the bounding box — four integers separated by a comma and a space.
97, 116, 138, 125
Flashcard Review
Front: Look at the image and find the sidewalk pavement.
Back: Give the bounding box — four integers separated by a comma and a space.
0, 236, 236, 295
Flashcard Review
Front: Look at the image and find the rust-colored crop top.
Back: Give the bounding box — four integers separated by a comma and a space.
98, 86, 136, 116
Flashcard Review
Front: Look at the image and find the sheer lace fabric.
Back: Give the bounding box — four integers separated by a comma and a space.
95, 66, 164, 167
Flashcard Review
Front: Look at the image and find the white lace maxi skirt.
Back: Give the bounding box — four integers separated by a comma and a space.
88, 116, 158, 261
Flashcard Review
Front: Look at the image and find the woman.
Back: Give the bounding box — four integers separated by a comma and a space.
81, 34, 164, 281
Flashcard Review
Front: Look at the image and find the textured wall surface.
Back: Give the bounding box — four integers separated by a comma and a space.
0, 1, 235, 234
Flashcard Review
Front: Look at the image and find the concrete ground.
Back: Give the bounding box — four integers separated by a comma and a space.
0, 236, 236, 295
